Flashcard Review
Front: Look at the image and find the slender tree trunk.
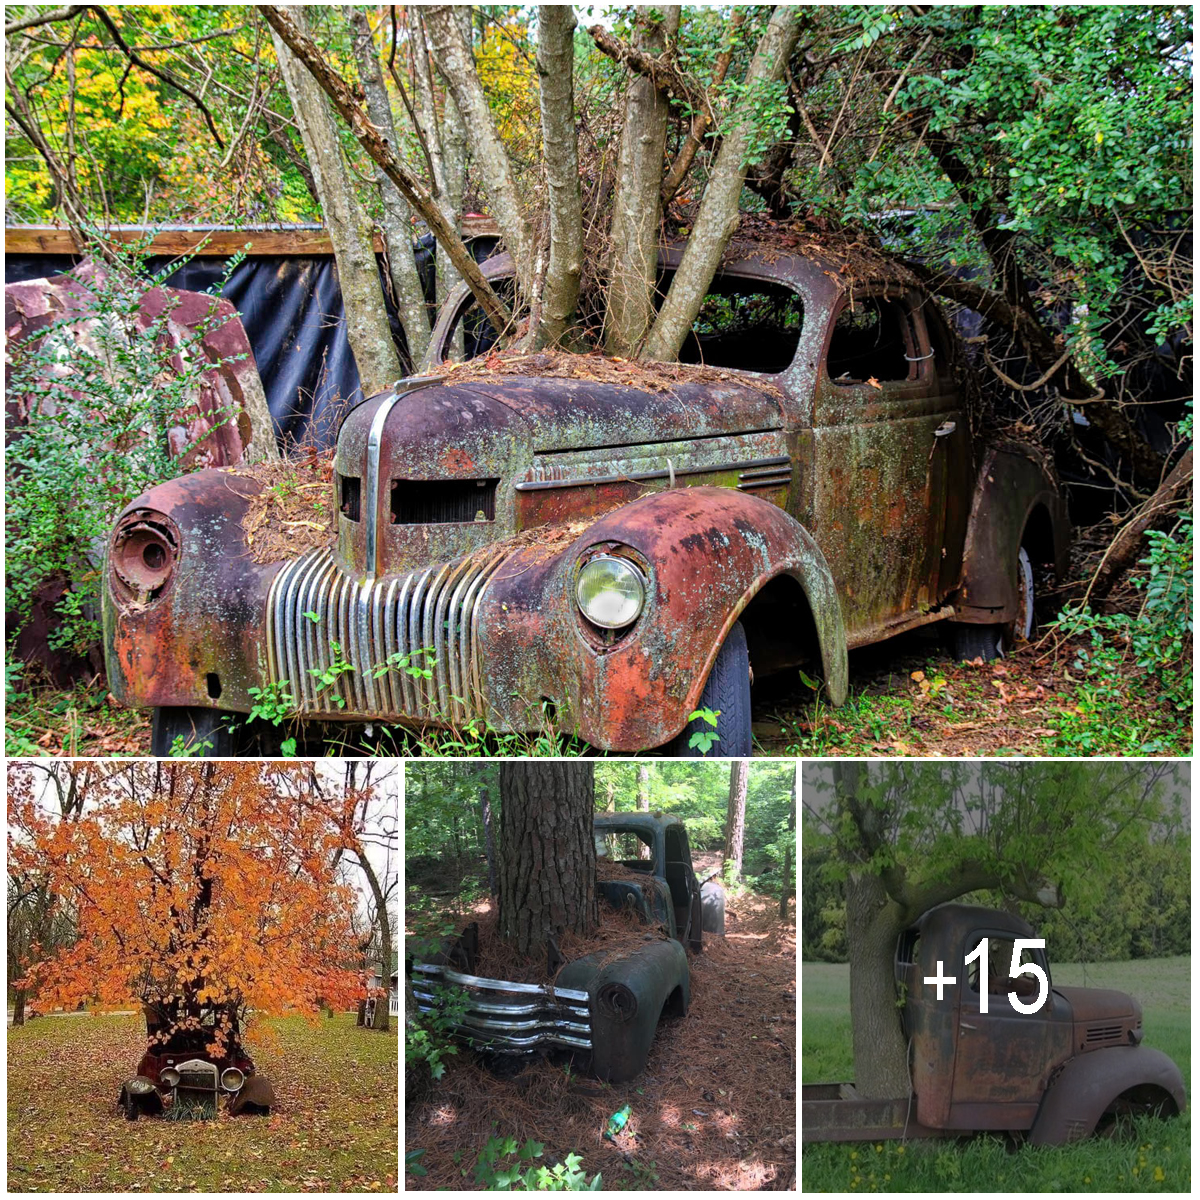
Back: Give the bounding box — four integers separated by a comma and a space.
12, 988, 27, 1027
534, 4, 583, 348
345, 6, 431, 370
636, 764, 653, 858
479, 786, 497, 896
780, 761, 797, 919
604, 5, 679, 357
497, 763, 597, 956
724, 760, 748, 883
425, 4, 536, 299
642, 5, 801, 362
270, 7, 401, 398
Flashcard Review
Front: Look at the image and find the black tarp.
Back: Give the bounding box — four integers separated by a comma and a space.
4, 233, 498, 448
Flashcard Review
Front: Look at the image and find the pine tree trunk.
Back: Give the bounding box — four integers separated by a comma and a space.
636, 764, 650, 811
604, 5, 679, 357
534, 4, 583, 348
425, 5, 535, 299
780, 762, 797, 919
345, 6, 431, 371
497, 763, 597, 956
724, 760, 748, 883
270, 7, 402, 398
642, 5, 801, 362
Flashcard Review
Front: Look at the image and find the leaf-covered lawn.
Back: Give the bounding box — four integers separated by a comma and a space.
7, 1012, 397, 1192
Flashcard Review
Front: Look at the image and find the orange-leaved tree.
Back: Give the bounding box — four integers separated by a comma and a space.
7, 761, 364, 1054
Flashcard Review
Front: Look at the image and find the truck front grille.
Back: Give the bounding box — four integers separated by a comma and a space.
410, 963, 592, 1053
266, 547, 508, 721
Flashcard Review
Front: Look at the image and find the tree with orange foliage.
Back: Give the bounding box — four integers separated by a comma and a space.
7, 761, 364, 1056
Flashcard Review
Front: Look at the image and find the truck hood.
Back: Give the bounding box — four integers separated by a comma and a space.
334, 375, 789, 576
1054, 985, 1141, 1024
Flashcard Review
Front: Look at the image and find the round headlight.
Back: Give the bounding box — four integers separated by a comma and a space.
575, 555, 646, 630
220, 1067, 245, 1093
160, 1067, 180, 1089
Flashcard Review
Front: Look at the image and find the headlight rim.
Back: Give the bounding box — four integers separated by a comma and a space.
574, 551, 648, 632
110, 507, 181, 603
220, 1066, 245, 1093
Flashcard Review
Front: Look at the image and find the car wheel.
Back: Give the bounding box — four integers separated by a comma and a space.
150, 707, 235, 757
950, 546, 1035, 662
671, 621, 752, 757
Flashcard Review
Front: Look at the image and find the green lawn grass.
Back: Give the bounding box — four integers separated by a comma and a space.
7, 1012, 398, 1192
802, 957, 1191, 1192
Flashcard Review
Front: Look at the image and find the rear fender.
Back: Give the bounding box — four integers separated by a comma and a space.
954, 442, 1070, 622
479, 487, 848, 749
557, 938, 689, 1083
1029, 1046, 1186, 1146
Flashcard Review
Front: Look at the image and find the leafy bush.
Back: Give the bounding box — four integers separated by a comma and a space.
473, 1136, 601, 1191
404, 980, 469, 1084
5, 237, 246, 660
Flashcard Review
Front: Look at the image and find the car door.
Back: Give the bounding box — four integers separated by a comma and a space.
809, 287, 968, 641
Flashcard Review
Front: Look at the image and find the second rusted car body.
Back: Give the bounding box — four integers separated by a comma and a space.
803, 904, 1186, 1145
103, 238, 1070, 753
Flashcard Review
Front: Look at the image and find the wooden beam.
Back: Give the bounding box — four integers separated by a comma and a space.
4, 218, 499, 257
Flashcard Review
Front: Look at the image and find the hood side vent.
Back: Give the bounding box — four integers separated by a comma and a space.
1084, 1024, 1125, 1045
392, 479, 498, 525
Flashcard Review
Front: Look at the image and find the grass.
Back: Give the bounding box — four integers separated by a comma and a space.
7, 1012, 398, 1192
801, 957, 1191, 1192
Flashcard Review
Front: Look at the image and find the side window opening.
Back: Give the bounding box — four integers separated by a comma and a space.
827, 295, 918, 385
439, 277, 517, 363
965, 936, 1040, 998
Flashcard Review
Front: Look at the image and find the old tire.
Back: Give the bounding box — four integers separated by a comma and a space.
950, 547, 1035, 662
671, 621, 752, 757
150, 707, 234, 756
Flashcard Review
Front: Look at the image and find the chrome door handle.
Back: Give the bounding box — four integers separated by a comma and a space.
934, 421, 957, 438
959, 1022, 976, 1031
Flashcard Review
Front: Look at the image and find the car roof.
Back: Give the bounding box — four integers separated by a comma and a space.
594, 812, 684, 834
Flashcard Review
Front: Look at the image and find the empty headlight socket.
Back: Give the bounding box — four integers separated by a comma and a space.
111, 509, 182, 605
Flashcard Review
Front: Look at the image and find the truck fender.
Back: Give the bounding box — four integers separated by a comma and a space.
118, 1075, 165, 1119
700, 879, 726, 936
954, 441, 1070, 622
481, 487, 848, 750
1028, 1046, 1186, 1146
556, 938, 689, 1084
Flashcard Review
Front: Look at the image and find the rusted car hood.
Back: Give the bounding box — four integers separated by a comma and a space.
1054, 986, 1140, 1023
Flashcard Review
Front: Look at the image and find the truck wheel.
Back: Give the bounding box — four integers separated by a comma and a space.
671, 621, 752, 757
150, 707, 235, 757
950, 547, 1035, 662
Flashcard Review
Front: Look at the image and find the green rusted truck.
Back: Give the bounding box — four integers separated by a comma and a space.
804, 904, 1186, 1146
408, 813, 723, 1083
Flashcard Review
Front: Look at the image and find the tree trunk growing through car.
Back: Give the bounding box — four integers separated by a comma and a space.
497, 762, 598, 956
724, 759, 748, 884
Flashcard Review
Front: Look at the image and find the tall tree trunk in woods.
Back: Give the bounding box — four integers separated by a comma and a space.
780, 761, 797, 919
724, 760, 748, 884
535, 4, 584, 348
604, 5, 679, 357
497, 762, 597, 956
425, 5, 536, 299
260, 5, 511, 337
345, 6, 431, 370
270, 7, 401, 397
643, 5, 801, 362
479, 786, 497, 896
636, 763, 653, 858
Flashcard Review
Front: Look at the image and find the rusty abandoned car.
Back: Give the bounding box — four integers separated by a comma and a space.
102, 236, 1070, 754
803, 904, 1186, 1145
118, 1002, 274, 1120
408, 813, 723, 1083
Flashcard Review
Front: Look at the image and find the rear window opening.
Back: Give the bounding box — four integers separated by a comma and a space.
827, 295, 918, 384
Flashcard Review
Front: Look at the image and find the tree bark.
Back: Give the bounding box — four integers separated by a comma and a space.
642, 5, 800, 362
497, 763, 597, 956
345, 6, 431, 370
724, 760, 748, 883
604, 5, 679, 357
260, 5, 511, 337
270, 7, 401, 398
780, 762, 797, 920
534, 4, 583, 348
636, 764, 653, 858
425, 5, 536, 299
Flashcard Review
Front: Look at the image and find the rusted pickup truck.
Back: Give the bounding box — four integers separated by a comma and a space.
408, 813, 723, 1083
103, 235, 1070, 754
803, 904, 1186, 1145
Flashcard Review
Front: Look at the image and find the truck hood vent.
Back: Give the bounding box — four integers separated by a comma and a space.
1084, 1023, 1125, 1045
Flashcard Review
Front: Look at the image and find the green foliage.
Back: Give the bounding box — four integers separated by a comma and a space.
405, 982, 470, 1084
685, 706, 721, 755
473, 1136, 601, 1191
246, 678, 296, 726
5, 239, 245, 661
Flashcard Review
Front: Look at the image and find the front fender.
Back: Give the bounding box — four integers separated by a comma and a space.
557, 938, 689, 1083
954, 441, 1070, 622
479, 487, 848, 749
1028, 1046, 1187, 1146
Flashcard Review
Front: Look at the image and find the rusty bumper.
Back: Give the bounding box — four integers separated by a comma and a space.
104, 482, 847, 749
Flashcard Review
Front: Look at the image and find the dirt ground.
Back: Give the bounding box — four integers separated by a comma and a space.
405, 891, 796, 1191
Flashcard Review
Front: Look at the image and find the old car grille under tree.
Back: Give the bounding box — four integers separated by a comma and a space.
266, 547, 508, 720
410, 963, 592, 1053
173, 1059, 219, 1117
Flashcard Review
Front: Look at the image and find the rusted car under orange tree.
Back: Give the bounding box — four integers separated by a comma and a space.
103, 236, 1070, 755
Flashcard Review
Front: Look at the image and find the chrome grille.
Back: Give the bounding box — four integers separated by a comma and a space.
410, 963, 592, 1053
265, 547, 508, 721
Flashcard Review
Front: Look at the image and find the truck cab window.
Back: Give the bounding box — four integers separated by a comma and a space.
827, 295, 918, 385
965, 936, 1039, 997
